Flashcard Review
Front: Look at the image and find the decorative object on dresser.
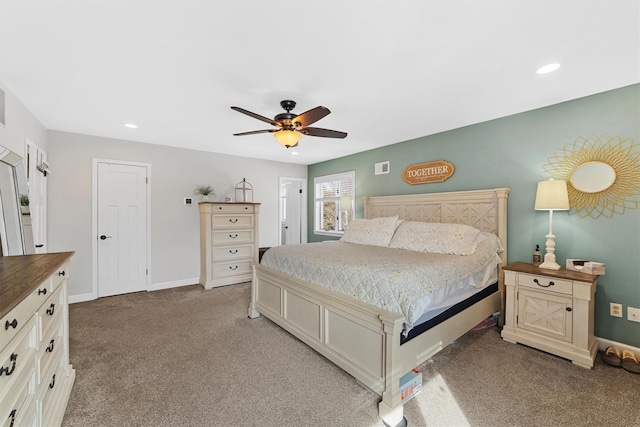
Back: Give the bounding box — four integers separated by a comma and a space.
0, 252, 75, 426
234, 178, 253, 203
193, 185, 215, 202
534, 179, 570, 270
501, 262, 598, 369
199, 202, 260, 289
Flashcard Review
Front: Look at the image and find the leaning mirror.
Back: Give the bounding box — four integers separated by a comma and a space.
0, 144, 34, 255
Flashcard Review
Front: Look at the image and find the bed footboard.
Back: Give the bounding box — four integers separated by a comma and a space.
250, 264, 406, 426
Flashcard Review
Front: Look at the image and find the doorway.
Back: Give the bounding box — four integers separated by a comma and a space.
93, 159, 150, 298
279, 177, 307, 245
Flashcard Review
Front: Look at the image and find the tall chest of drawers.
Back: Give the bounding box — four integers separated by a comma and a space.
0, 252, 75, 427
199, 203, 260, 289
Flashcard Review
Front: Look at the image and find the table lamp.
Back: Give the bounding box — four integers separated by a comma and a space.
534, 179, 570, 270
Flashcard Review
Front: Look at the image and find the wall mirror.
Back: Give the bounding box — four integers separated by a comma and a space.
0, 144, 34, 255
542, 136, 640, 218
570, 161, 616, 193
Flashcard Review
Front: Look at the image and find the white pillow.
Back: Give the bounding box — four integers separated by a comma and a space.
389, 221, 483, 255
340, 216, 400, 247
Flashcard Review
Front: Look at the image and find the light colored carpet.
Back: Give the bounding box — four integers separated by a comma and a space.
63, 283, 639, 427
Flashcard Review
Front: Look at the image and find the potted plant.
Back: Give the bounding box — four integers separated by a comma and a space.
194, 185, 214, 201
20, 194, 29, 214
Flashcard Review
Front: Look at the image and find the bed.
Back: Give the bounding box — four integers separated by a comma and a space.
248, 188, 509, 426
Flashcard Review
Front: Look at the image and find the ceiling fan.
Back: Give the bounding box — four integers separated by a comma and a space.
231, 100, 347, 148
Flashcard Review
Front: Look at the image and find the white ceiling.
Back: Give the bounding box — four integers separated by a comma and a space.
1, 1, 638, 165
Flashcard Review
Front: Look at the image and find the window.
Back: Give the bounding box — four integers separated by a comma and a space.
314, 171, 355, 236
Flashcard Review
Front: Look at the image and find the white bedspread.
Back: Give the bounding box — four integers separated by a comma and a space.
261, 232, 503, 331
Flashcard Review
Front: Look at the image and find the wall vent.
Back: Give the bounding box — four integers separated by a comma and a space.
375, 161, 390, 175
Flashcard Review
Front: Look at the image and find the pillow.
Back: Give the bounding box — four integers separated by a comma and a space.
340, 216, 400, 247
389, 221, 483, 255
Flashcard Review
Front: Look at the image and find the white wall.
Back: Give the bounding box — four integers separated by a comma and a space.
47, 130, 306, 300
0, 79, 47, 157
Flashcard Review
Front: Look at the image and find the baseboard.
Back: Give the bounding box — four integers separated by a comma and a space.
148, 277, 199, 292
69, 292, 97, 304
596, 336, 640, 358
69, 278, 199, 303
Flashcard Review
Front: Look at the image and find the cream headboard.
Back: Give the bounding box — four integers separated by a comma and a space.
362, 188, 510, 264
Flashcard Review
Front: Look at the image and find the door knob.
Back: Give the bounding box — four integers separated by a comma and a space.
99, 235, 112, 240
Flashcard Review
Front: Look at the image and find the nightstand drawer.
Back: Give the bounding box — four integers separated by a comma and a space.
518, 273, 572, 295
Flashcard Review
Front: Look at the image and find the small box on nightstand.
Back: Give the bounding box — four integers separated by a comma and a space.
566, 259, 605, 275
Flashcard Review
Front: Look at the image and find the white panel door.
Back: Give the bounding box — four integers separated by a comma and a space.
284, 180, 302, 245
97, 162, 148, 297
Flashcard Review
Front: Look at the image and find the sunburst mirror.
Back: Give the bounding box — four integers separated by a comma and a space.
541, 136, 640, 219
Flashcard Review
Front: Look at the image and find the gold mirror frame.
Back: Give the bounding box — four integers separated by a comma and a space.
541, 136, 640, 218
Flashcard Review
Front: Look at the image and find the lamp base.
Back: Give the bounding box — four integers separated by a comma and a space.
539, 261, 561, 270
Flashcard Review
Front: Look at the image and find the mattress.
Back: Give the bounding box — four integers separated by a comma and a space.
260, 232, 503, 333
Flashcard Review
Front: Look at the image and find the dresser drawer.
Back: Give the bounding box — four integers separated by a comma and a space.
51, 262, 70, 292
210, 204, 255, 214
212, 230, 254, 245
212, 260, 253, 278
0, 316, 36, 403
518, 273, 573, 295
212, 214, 254, 229
38, 318, 63, 385
0, 364, 36, 427
4, 396, 36, 427
1, 291, 40, 351
212, 245, 254, 262
40, 365, 65, 425
38, 285, 64, 342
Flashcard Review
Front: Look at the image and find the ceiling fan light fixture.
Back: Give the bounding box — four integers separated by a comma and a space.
275, 130, 301, 148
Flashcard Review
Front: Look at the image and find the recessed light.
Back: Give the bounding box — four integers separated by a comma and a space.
124, 123, 138, 129
537, 63, 560, 74
290, 151, 299, 155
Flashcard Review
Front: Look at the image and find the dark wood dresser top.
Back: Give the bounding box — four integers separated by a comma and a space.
0, 252, 74, 319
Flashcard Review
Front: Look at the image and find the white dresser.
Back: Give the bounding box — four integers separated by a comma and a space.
0, 252, 75, 426
199, 203, 260, 289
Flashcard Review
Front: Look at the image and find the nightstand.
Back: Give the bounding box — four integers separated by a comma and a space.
500, 262, 598, 368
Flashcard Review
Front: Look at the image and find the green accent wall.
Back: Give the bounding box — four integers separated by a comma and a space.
308, 84, 640, 347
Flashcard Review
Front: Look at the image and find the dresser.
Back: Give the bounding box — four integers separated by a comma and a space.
199, 203, 260, 289
500, 262, 598, 368
0, 252, 75, 426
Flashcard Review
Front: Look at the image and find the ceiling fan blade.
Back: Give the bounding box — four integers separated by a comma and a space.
302, 127, 348, 139
233, 129, 276, 136
231, 106, 278, 126
293, 106, 331, 128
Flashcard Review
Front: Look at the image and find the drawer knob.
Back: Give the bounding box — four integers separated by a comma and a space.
566, 307, 572, 312
229, 218, 238, 223
49, 373, 56, 389
59, 270, 66, 277
229, 265, 238, 271
46, 339, 55, 353
229, 234, 238, 239
533, 278, 554, 288
38, 288, 48, 295
0, 353, 17, 377
4, 319, 17, 330
46, 303, 56, 316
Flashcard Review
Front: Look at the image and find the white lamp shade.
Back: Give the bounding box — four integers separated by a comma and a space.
534, 180, 570, 211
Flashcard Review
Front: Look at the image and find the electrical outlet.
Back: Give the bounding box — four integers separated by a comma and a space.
610, 303, 623, 318
628, 307, 640, 323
